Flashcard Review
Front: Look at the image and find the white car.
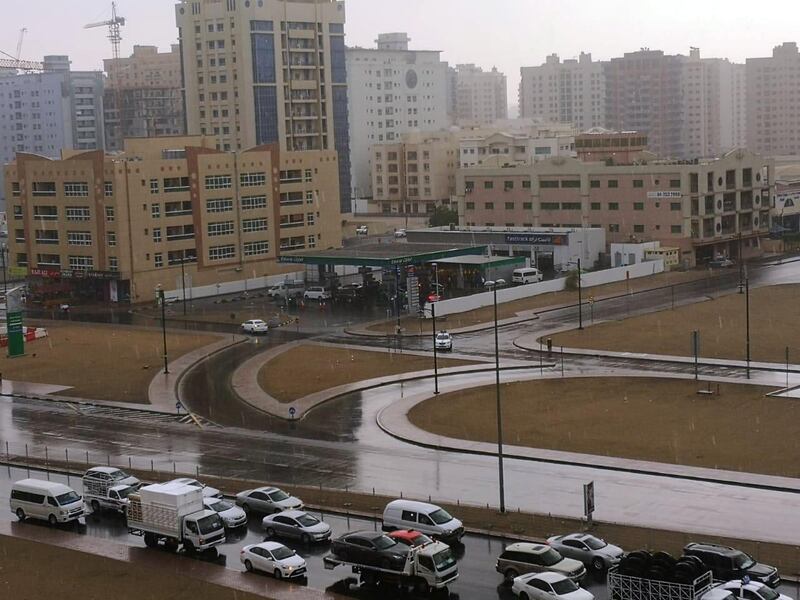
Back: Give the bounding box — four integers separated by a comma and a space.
203, 497, 247, 529
512, 572, 595, 600
394, 229, 407, 238
241, 319, 269, 334
241, 541, 307, 579
718, 580, 790, 600
435, 331, 453, 352
303, 287, 331, 301
168, 478, 222, 499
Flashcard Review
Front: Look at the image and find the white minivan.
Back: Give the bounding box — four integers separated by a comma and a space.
10, 479, 85, 525
512, 267, 543, 285
382, 499, 464, 542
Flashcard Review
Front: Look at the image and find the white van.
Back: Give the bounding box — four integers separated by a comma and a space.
512, 267, 543, 285
382, 499, 464, 542
10, 479, 85, 525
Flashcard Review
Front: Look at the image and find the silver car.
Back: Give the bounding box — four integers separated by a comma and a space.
546, 533, 623, 572
262, 510, 331, 543
235, 486, 303, 514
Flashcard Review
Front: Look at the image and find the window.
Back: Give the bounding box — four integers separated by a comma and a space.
484, 181, 494, 189
154, 253, 164, 268
208, 221, 235, 236
590, 180, 600, 188
633, 179, 644, 188
150, 179, 159, 194
671, 202, 682, 211
67, 231, 92, 246
634, 224, 645, 233
65, 206, 90, 221
240, 172, 266, 187
241, 195, 267, 210
540, 180, 559, 188
68, 255, 94, 271
151, 203, 161, 218
107, 231, 116, 247
671, 225, 682, 234
242, 218, 268, 233
244, 241, 270, 256
204, 175, 232, 190
634, 202, 644, 210
608, 180, 618, 188
152, 228, 162, 243
209, 245, 236, 260
591, 202, 601, 210
104, 181, 113, 197
206, 198, 233, 213
608, 202, 619, 210
64, 182, 89, 197
105, 206, 115, 222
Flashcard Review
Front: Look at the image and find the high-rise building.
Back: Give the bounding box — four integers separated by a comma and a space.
453, 64, 507, 126
0, 56, 104, 208
746, 42, 800, 157
346, 32, 450, 206
103, 45, 186, 151
175, 0, 351, 212
518, 53, 605, 131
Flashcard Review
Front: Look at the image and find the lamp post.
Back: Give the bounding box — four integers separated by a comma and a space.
431, 300, 439, 394
486, 280, 506, 513
157, 287, 169, 375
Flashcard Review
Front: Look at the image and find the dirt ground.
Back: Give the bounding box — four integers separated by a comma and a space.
258, 343, 475, 402
407, 376, 800, 477
0, 323, 217, 404
552, 283, 800, 362
367, 269, 715, 334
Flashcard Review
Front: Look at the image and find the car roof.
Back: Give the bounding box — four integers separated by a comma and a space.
506, 542, 550, 554
386, 499, 444, 513
87, 466, 122, 474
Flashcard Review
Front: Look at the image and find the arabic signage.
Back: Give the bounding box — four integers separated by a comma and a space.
504, 233, 569, 246
646, 191, 682, 199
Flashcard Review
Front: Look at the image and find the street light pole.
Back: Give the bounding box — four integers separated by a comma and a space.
431, 301, 439, 394
577, 257, 583, 330
492, 281, 506, 513
158, 288, 169, 375
745, 276, 750, 380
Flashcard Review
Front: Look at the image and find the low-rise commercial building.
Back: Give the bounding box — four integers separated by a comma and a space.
4, 136, 341, 304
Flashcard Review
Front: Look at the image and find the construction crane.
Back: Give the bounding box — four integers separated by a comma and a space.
84, 2, 126, 62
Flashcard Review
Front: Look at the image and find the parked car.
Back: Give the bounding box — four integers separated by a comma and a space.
355, 225, 369, 235
331, 530, 410, 570
512, 571, 595, 600
683, 543, 779, 587
263, 509, 331, 543
203, 497, 247, 530
303, 287, 331, 301
382, 499, 464, 542
168, 478, 222, 499
236, 486, 303, 514
546, 533, 623, 572
387, 529, 434, 548
394, 229, 407, 238
435, 331, 453, 352
496, 542, 586, 584
240, 541, 307, 579
718, 580, 790, 600
10, 479, 84, 525
709, 257, 735, 268
241, 319, 269, 334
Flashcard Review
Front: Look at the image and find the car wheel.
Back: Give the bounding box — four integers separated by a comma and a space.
15, 508, 25, 521
91, 499, 100, 513
592, 557, 606, 572
244, 559, 253, 572
504, 568, 519, 584
265, 527, 275, 538
301, 533, 311, 545
274, 569, 283, 580
48, 514, 58, 526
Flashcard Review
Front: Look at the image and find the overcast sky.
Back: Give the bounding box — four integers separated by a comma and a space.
3, 0, 798, 110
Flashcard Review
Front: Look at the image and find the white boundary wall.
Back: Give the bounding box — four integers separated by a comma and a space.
427, 259, 665, 318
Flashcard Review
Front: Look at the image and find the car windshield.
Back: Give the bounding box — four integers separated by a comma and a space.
268, 490, 289, 502
733, 552, 756, 569
429, 508, 453, 524
210, 499, 234, 512
55, 491, 81, 505
373, 535, 397, 550
585, 536, 607, 550
540, 548, 564, 566
551, 579, 579, 594
433, 548, 457, 571
197, 514, 223, 534
296, 514, 320, 527
271, 546, 295, 560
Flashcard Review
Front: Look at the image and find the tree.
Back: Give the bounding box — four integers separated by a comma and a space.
428, 205, 458, 227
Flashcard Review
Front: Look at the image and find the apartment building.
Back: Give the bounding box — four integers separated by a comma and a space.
4, 136, 341, 303
452, 64, 507, 126
104, 45, 186, 151
459, 121, 576, 168
347, 32, 451, 204
0, 56, 105, 207
455, 145, 773, 267
175, 0, 351, 212
518, 53, 605, 131
746, 42, 800, 157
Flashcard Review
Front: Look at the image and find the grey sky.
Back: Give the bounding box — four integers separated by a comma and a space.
2, 0, 797, 108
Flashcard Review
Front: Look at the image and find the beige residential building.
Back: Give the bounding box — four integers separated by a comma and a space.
175, 0, 350, 211
371, 131, 458, 215
453, 64, 507, 126
104, 45, 186, 151
4, 136, 341, 303
455, 146, 774, 267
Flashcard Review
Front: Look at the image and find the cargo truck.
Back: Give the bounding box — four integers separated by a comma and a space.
127, 481, 225, 553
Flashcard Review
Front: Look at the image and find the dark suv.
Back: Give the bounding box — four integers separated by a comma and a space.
683, 543, 779, 587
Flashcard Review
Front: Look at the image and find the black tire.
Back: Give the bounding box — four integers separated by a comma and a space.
592, 557, 606, 572
15, 508, 25, 521
265, 527, 275, 538
301, 533, 311, 545
244, 559, 253, 572
274, 569, 283, 580
504, 568, 519, 584
48, 514, 57, 526
91, 499, 100, 513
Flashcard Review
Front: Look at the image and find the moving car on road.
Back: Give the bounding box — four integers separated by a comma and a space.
240, 541, 307, 579
203, 497, 247, 530
434, 331, 453, 352
168, 478, 223, 499
331, 530, 410, 570
236, 486, 303, 514
547, 533, 623, 572
241, 319, 269, 334
512, 571, 595, 600
496, 542, 586, 584
262, 509, 331, 543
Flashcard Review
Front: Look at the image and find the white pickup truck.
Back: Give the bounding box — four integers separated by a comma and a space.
127, 481, 226, 553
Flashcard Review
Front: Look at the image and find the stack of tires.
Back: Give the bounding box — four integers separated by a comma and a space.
619, 551, 709, 585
